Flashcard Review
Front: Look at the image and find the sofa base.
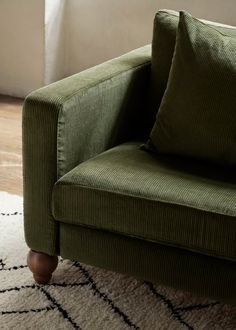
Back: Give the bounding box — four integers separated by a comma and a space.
60, 222, 236, 306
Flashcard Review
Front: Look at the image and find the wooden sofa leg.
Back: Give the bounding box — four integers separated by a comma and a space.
27, 249, 58, 284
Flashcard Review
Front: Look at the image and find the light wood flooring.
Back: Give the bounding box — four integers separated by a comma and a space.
0, 95, 23, 196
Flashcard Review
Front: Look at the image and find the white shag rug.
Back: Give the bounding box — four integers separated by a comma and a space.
0, 192, 236, 330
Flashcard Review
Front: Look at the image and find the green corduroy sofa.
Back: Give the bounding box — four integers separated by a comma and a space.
23, 10, 236, 305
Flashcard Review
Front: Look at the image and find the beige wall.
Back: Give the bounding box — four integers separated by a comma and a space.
1, 0, 236, 97
0, 0, 45, 97
65, 0, 236, 76
66, 0, 158, 75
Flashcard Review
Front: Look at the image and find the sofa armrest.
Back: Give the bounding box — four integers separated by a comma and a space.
23, 45, 151, 255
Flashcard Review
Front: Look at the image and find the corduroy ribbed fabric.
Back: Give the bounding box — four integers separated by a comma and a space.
148, 11, 236, 165
23, 98, 59, 255
23, 12, 236, 305
52, 142, 236, 261
22, 45, 151, 255
149, 9, 236, 129
60, 222, 236, 305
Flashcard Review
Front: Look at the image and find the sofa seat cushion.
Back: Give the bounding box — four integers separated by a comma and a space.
52, 141, 236, 261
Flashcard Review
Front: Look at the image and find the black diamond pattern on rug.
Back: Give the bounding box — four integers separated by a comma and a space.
0, 256, 223, 330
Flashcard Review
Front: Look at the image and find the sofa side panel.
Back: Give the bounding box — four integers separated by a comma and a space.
23, 97, 60, 255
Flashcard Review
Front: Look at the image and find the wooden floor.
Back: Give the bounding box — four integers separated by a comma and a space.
0, 95, 23, 196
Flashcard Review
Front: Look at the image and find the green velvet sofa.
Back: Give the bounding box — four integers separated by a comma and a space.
23, 10, 236, 305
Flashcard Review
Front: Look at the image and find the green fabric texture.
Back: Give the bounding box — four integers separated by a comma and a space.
149, 11, 236, 165
23, 45, 151, 255
150, 9, 236, 128
60, 222, 236, 305
53, 142, 236, 261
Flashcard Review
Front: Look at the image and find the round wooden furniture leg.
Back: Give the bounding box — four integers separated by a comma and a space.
27, 249, 58, 284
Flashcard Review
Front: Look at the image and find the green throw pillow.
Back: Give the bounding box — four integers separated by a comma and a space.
149, 10, 236, 131
148, 11, 236, 166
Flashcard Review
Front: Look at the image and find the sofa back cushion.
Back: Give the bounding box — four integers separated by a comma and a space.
149, 9, 236, 128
